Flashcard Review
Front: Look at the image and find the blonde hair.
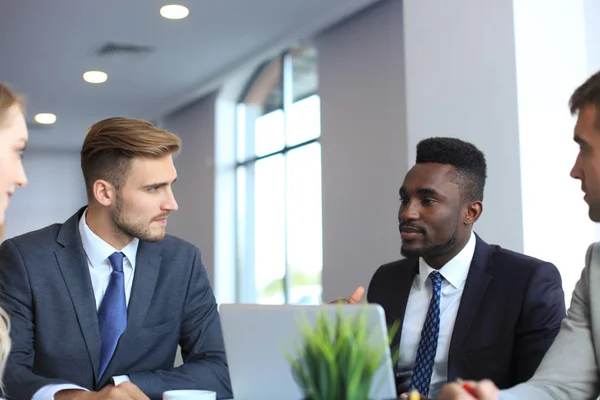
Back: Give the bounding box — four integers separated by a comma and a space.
0, 82, 17, 387
81, 117, 181, 198
0, 82, 24, 126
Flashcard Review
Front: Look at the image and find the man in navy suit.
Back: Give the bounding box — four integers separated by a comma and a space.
345, 138, 565, 399
0, 117, 231, 400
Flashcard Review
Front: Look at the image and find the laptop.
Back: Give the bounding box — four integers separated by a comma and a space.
219, 303, 397, 400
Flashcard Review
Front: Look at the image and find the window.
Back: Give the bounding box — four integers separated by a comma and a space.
235, 46, 322, 305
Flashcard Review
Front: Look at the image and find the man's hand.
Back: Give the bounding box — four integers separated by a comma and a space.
439, 379, 499, 400
328, 286, 365, 304
55, 382, 150, 400
400, 391, 428, 399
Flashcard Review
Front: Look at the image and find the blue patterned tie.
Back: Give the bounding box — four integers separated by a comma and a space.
98, 252, 127, 378
409, 271, 443, 397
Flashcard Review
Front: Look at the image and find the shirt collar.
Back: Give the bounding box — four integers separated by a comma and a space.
78, 209, 139, 269
418, 231, 476, 290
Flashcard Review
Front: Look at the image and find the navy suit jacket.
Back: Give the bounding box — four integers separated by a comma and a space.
0, 209, 232, 400
367, 234, 566, 391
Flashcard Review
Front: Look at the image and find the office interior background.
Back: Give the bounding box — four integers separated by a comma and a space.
2, 0, 600, 307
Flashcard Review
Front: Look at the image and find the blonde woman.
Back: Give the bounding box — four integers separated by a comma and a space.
0, 82, 29, 386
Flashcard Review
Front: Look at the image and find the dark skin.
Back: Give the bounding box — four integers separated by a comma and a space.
398, 163, 482, 269
337, 162, 483, 304
397, 163, 483, 399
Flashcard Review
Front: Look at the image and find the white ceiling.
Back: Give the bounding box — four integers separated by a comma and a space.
0, 0, 380, 149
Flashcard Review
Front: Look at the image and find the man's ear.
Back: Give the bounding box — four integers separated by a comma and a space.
92, 179, 117, 206
464, 201, 483, 225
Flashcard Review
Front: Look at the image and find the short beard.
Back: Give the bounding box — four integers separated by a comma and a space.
111, 194, 165, 243
589, 201, 600, 223
401, 228, 459, 259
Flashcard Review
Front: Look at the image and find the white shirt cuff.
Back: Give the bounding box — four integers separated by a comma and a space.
111, 375, 130, 386
32, 384, 88, 400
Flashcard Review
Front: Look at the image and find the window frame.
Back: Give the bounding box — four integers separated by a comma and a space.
234, 47, 321, 304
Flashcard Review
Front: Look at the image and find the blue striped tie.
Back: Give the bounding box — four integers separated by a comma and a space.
97, 252, 127, 378
409, 271, 442, 397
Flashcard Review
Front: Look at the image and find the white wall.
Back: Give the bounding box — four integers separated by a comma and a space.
513, 0, 595, 302
162, 93, 218, 286
4, 149, 86, 239
403, 0, 524, 253
584, 0, 600, 73
317, 0, 407, 301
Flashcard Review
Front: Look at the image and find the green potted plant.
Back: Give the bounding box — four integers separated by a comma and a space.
285, 306, 399, 400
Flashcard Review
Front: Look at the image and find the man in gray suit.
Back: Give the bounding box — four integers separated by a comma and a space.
0, 117, 231, 400
439, 71, 600, 400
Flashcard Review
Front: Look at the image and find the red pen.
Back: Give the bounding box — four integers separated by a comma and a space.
462, 382, 478, 397
456, 378, 478, 398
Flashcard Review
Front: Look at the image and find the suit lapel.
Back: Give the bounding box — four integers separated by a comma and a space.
447, 235, 492, 378
99, 240, 162, 384
55, 208, 102, 381
125, 241, 161, 330
389, 259, 419, 354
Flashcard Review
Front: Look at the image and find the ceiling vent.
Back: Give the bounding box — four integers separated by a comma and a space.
96, 42, 154, 58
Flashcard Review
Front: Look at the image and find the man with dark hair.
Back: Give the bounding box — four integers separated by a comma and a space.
343, 137, 565, 399
414, 137, 487, 202
440, 72, 600, 400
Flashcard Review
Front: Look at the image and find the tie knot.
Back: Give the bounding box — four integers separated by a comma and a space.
429, 271, 442, 287
108, 252, 125, 272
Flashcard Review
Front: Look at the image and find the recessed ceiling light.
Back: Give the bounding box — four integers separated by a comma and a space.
83, 70, 108, 84
34, 113, 57, 125
160, 4, 189, 20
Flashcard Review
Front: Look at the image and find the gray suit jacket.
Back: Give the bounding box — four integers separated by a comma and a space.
501, 242, 600, 400
0, 209, 232, 400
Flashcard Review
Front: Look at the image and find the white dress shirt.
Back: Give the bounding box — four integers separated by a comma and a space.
33, 210, 139, 400
397, 231, 476, 399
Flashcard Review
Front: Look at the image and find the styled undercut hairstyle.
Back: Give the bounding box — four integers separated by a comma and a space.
416, 137, 487, 203
570, 69, 600, 127
81, 117, 181, 199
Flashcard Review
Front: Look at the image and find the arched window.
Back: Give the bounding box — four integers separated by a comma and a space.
235, 45, 322, 304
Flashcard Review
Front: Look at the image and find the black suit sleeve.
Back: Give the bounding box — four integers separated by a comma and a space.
510, 261, 566, 383
366, 265, 389, 306
127, 248, 232, 400
0, 239, 74, 400
366, 274, 377, 304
